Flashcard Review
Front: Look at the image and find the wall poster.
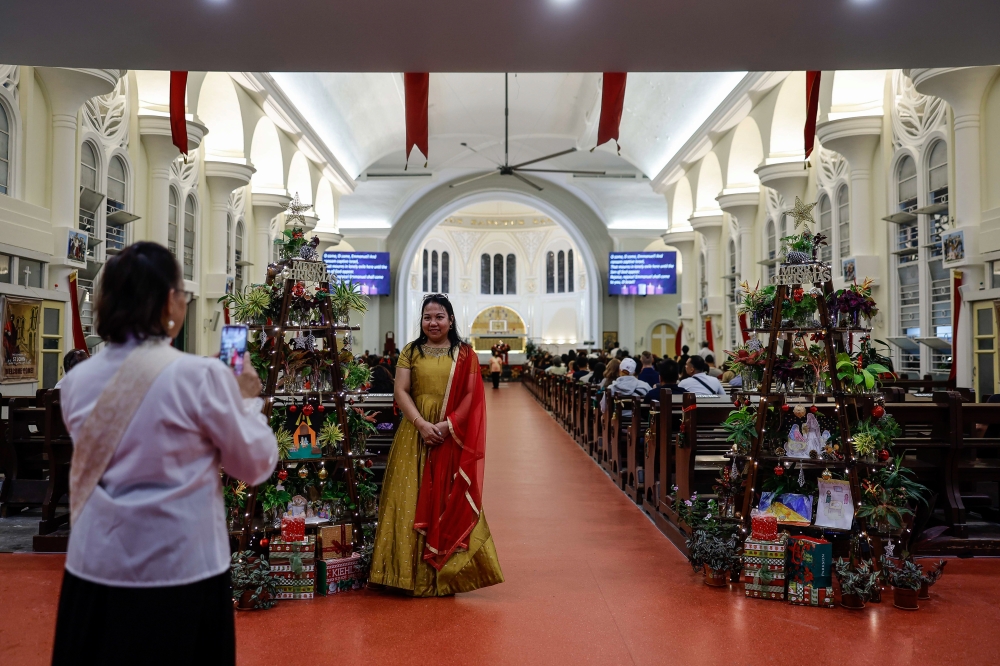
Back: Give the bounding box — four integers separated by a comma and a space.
2, 296, 42, 383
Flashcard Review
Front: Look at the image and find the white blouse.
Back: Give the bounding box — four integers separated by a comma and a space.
60, 338, 278, 587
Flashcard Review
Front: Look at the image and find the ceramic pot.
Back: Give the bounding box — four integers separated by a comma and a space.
237, 590, 256, 610
841, 593, 866, 610
919, 581, 931, 600
868, 585, 882, 603
704, 565, 728, 587
893, 586, 919, 610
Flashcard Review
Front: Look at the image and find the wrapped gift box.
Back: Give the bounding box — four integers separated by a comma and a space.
269, 536, 317, 567
275, 591, 314, 600
743, 536, 787, 601
317, 552, 364, 596
787, 581, 835, 607
319, 524, 354, 559
786, 536, 832, 588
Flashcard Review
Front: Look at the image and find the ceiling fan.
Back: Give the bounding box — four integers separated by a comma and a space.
450, 73, 605, 191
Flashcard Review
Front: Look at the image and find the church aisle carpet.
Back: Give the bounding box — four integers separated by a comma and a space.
2, 383, 1000, 665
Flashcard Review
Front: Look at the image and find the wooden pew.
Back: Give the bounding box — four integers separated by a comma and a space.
952, 400, 1000, 550
0, 395, 49, 516
622, 397, 647, 504
674, 393, 736, 501
37, 390, 71, 536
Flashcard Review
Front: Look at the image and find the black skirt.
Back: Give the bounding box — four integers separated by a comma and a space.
52, 569, 235, 666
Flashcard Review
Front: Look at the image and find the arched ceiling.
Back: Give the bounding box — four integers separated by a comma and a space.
272, 71, 745, 231
3, 2, 999, 72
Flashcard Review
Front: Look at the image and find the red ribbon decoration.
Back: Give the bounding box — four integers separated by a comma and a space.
596, 73, 627, 154
738, 313, 750, 343
404, 73, 429, 168
804, 71, 821, 158
67, 271, 90, 356
950, 270, 962, 383
169, 71, 189, 155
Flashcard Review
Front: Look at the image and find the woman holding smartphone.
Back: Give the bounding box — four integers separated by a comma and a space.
52, 242, 278, 664
369, 294, 503, 596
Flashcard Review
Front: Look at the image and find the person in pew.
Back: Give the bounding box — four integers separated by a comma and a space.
370, 293, 503, 596
601, 358, 652, 414
698, 341, 712, 359
600, 358, 621, 390
53, 348, 89, 389
545, 359, 567, 376
589, 361, 606, 384
572, 356, 591, 382
52, 242, 278, 665
705, 354, 724, 378
644, 360, 685, 405
637, 351, 659, 386
371, 364, 396, 393
678, 355, 726, 396
677, 345, 691, 378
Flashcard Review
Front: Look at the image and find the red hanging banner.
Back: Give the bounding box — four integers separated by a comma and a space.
705, 318, 715, 352
404, 73, 429, 168
169, 71, 189, 156
674, 322, 684, 357
596, 73, 627, 154
804, 71, 821, 158
738, 313, 750, 343
67, 271, 90, 356
950, 270, 962, 383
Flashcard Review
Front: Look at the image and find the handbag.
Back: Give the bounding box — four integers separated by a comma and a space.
68, 339, 182, 526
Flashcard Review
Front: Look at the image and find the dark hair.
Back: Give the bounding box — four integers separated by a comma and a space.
62, 349, 89, 374
688, 355, 708, 373
641, 350, 653, 364
411, 294, 462, 358
96, 242, 182, 344
681, 345, 690, 354
577, 357, 589, 369
658, 360, 678, 383
590, 361, 606, 381
705, 354, 715, 364
370, 364, 395, 393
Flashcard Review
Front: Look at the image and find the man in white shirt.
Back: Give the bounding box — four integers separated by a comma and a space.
698, 341, 712, 359
545, 360, 567, 376
678, 354, 726, 396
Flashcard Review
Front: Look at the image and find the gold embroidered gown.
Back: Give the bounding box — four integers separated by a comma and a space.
369, 344, 504, 596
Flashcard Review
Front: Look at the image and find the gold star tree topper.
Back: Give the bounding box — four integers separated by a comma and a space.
788, 196, 817, 229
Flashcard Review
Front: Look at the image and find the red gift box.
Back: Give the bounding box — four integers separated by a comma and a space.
281, 515, 306, 542
751, 512, 778, 541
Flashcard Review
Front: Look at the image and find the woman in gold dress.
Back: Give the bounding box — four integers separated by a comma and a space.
369, 294, 503, 596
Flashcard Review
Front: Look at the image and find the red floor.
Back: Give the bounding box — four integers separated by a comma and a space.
3, 383, 1000, 665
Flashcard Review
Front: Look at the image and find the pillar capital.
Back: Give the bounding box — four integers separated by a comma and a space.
139, 114, 208, 166
35, 68, 122, 116
755, 160, 809, 209
816, 116, 882, 170
205, 160, 256, 206
908, 67, 1000, 119
717, 189, 759, 229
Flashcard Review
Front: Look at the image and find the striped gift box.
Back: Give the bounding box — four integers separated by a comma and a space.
787, 581, 835, 607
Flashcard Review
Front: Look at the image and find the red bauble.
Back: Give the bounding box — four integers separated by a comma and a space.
872, 405, 885, 419
878, 449, 891, 462
743, 399, 751, 407
317, 404, 325, 413
781, 404, 790, 412
365, 459, 373, 468
302, 404, 315, 416
289, 404, 298, 413
809, 406, 818, 413
278, 470, 288, 481
734, 400, 741, 407
260, 537, 269, 547
774, 466, 784, 476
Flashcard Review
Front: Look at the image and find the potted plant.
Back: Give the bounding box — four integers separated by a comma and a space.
223, 480, 247, 532
738, 281, 777, 329
828, 278, 879, 329
836, 352, 890, 395
834, 558, 878, 609
260, 482, 292, 528
721, 406, 758, 456
230, 550, 279, 610
330, 280, 369, 323
687, 528, 742, 586
858, 485, 913, 534
880, 556, 923, 610
348, 407, 379, 456
781, 286, 820, 329
919, 559, 947, 600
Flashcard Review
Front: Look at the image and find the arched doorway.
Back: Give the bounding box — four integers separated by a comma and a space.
648, 321, 677, 358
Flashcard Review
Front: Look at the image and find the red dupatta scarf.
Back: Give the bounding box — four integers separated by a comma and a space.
413, 343, 487, 570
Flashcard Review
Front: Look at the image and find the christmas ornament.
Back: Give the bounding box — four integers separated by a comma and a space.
260, 537, 269, 547
734, 400, 742, 407
793, 404, 807, 418
878, 449, 890, 462
788, 196, 817, 229
278, 470, 288, 481
792, 288, 804, 303
298, 466, 308, 478
317, 404, 325, 413
820, 468, 832, 481
302, 404, 315, 417
781, 404, 791, 412
318, 466, 328, 480
872, 405, 885, 419
365, 459, 373, 468
798, 466, 806, 486
809, 405, 818, 414
289, 404, 298, 413
774, 465, 784, 476
884, 541, 895, 558
299, 236, 321, 261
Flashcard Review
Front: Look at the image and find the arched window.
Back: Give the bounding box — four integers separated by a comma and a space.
422, 249, 429, 292
817, 194, 832, 263
431, 250, 439, 292
80, 142, 98, 191
897, 155, 918, 210
441, 251, 450, 293
506, 254, 516, 294
481, 253, 491, 294
226, 215, 233, 275
567, 249, 574, 292
493, 253, 504, 294
167, 187, 179, 256
836, 185, 850, 261
927, 141, 948, 199
0, 102, 9, 195
728, 238, 738, 349
546, 251, 555, 293
235, 220, 245, 292
557, 250, 565, 293
183, 194, 196, 280
765, 219, 776, 282
106, 155, 128, 252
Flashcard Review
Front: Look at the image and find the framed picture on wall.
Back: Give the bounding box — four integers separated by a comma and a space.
1, 296, 42, 383
602, 331, 618, 350
65, 229, 88, 266
943, 229, 965, 264
842, 258, 856, 283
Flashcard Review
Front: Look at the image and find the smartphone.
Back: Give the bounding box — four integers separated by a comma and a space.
220, 325, 248, 375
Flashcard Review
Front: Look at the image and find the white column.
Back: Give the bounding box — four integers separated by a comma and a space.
139, 115, 207, 246
690, 212, 725, 354
755, 160, 809, 211
817, 116, 882, 283
34, 68, 121, 230
250, 191, 291, 283
910, 66, 1000, 390
204, 161, 255, 297
663, 230, 696, 348
717, 189, 760, 286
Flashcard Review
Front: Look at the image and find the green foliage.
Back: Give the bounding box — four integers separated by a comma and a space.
230, 550, 279, 609
722, 407, 758, 454
348, 407, 379, 439
330, 281, 369, 321
686, 529, 742, 573
318, 419, 345, 453
344, 361, 372, 391
279, 228, 308, 261
274, 427, 294, 460
260, 483, 291, 514
834, 558, 879, 599
868, 454, 931, 507
761, 466, 818, 498
852, 416, 901, 457
880, 556, 924, 591
836, 352, 890, 391
223, 480, 247, 511
858, 486, 913, 530
218, 285, 272, 325
921, 559, 947, 586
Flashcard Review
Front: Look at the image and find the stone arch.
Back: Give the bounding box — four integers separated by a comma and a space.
669, 176, 694, 231
287, 152, 315, 206
769, 72, 807, 160
197, 72, 246, 161
249, 117, 285, 192
314, 179, 337, 232
827, 70, 888, 120
726, 117, 764, 188
693, 152, 724, 213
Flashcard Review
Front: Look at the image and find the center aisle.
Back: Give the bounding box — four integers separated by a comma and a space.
239, 383, 999, 665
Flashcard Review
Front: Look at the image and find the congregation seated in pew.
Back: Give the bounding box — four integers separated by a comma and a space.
601, 358, 651, 414
677, 355, 726, 396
